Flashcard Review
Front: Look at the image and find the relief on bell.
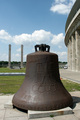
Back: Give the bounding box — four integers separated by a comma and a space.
32, 62, 56, 93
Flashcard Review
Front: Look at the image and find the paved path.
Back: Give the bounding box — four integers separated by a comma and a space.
0, 73, 25, 76
60, 69, 80, 83
1, 91, 80, 120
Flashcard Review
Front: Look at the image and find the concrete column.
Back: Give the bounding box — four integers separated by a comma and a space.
72, 34, 76, 71
69, 38, 72, 70
8, 44, 11, 68
21, 45, 23, 68
75, 30, 80, 71
67, 42, 70, 70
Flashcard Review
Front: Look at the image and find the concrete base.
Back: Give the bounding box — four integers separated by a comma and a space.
4, 99, 73, 119
28, 107, 73, 119
73, 103, 80, 111
2, 91, 80, 120
4, 100, 13, 109
5, 96, 80, 120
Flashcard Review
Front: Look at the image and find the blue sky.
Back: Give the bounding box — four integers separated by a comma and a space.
0, 0, 76, 62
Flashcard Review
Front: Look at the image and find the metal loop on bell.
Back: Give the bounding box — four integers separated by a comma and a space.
35, 44, 50, 52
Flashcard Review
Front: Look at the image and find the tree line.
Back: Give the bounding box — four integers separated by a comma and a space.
0, 61, 26, 67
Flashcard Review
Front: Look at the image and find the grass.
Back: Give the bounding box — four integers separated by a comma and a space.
0, 75, 80, 94
62, 80, 80, 92
50, 115, 54, 117
0, 67, 26, 73
0, 76, 24, 94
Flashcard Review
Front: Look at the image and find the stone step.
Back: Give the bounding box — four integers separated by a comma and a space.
28, 107, 73, 119
4, 100, 13, 109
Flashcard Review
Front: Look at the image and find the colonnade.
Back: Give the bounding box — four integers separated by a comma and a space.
67, 30, 80, 71
8, 44, 24, 68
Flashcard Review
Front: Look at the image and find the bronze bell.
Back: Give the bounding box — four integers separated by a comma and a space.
12, 44, 73, 111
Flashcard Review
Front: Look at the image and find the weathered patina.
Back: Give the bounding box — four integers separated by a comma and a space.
12, 44, 73, 111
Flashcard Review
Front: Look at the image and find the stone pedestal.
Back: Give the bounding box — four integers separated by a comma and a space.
28, 107, 73, 119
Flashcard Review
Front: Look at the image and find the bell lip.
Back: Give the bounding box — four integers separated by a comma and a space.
12, 93, 73, 111
12, 100, 73, 111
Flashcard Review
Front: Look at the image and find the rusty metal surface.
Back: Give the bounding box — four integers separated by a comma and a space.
12, 44, 73, 111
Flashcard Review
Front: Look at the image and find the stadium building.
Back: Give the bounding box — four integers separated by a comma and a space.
65, 0, 80, 71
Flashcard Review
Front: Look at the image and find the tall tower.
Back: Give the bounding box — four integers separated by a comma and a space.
21, 44, 23, 68
8, 44, 11, 68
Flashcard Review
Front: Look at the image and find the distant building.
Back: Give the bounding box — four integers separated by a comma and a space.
64, 0, 80, 71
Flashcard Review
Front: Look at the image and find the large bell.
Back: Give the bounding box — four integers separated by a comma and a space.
12, 44, 73, 111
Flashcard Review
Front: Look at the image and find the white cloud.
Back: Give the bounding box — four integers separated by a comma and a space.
53, 51, 67, 61
13, 34, 31, 44
0, 29, 64, 46
0, 52, 26, 61
32, 30, 53, 43
15, 53, 20, 57
50, 3, 71, 15
0, 30, 12, 42
0, 53, 8, 61
51, 33, 64, 45
11, 53, 21, 61
50, 0, 76, 15
13, 30, 53, 44
16, 48, 21, 52
58, 45, 62, 49
55, 0, 66, 3
0, 29, 67, 61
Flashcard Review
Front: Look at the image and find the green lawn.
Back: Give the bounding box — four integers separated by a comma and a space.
0, 76, 80, 94
62, 80, 80, 92
0, 76, 24, 94
0, 67, 26, 73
